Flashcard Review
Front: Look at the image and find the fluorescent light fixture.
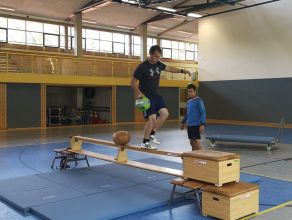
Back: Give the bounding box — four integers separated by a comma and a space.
0, 6, 15, 11
117, 25, 135, 30
187, 13, 202, 18
122, 0, 137, 4
83, 20, 97, 24
156, 6, 176, 12
149, 26, 166, 30
178, 30, 192, 35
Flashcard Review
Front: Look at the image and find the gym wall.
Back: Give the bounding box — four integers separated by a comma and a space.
198, 0, 292, 123
7, 83, 41, 128
116, 86, 135, 123
159, 87, 179, 120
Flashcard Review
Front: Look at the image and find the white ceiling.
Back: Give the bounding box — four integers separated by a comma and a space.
0, 0, 279, 42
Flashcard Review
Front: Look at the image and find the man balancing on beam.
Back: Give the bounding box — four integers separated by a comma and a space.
131, 45, 190, 150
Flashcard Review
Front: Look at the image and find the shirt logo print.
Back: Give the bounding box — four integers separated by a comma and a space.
150, 69, 154, 76
156, 67, 160, 75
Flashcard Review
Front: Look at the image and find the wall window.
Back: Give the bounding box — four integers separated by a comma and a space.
131, 35, 141, 56
147, 37, 157, 52
161, 39, 198, 61
0, 16, 65, 48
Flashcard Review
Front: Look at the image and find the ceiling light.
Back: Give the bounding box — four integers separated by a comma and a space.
149, 26, 167, 30
178, 30, 192, 35
156, 6, 176, 12
0, 6, 15, 11
122, 0, 138, 4
117, 25, 135, 30
83, 20, 97, 24
187, 13, 202, 18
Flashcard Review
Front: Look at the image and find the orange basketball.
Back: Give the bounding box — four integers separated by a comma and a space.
112, 131, 131, 145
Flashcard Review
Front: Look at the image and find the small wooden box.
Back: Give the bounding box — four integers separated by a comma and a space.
202, 182, 259, 220
182, 150, 240, 186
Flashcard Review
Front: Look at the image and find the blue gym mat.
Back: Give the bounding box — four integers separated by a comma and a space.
0, 157, 291, 220
38, 168, 134, 194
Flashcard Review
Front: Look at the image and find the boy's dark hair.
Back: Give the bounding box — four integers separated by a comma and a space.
149, 45, 162, 55
187, 83, 197, 92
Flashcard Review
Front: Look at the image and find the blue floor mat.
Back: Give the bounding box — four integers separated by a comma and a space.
38, 168, 135, 194
31, 184, 181, 220
0, 157, 291, 220
0, 185, 83, 212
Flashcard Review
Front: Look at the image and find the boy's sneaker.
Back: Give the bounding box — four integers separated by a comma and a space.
141, 142, 157, 150
150, 135, 160, 145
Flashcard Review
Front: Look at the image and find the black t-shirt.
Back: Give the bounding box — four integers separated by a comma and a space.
133, 60, 166, 97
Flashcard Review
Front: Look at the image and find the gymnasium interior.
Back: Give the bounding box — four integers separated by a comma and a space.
0, 0, 291, 219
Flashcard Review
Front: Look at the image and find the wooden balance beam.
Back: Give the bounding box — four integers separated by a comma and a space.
68, 131, 183, 177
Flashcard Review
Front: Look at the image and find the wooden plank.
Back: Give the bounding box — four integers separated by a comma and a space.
69, 149, 183, 177
73, 136, 182, 157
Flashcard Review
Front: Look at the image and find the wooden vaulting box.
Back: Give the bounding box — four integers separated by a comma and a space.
202, 182, 259, 220
182, 150, 240, 186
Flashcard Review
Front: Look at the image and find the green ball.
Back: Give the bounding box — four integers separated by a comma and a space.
135, 97, 150, 112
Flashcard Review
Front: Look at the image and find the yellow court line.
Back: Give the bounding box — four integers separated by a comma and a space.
242, 200, 292, 219
241, 171, 292, 182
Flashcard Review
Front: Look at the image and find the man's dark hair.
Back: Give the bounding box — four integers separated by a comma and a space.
187, 83, 197, 92
149, 45, 162, 55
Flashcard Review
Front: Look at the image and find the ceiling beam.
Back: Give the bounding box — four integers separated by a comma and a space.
173, 0, 192, 9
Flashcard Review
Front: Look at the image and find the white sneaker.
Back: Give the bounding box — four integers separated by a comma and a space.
141, 142, 157, 150
150, 135, 160, 145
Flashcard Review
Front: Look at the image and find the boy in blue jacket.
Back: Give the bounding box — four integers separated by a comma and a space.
181, 84, 206, 150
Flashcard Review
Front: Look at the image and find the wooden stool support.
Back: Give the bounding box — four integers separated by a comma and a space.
70, 137, 83, 151
115, 144, 128, 162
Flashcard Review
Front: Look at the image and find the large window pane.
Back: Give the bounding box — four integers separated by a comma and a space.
195, 51, 198, 61
125, 35, 129, 44
172, 41, 178, 49
44, 34, 59, 47
186, 51, 194, 60
179, 42, 185, 50
100, 31, 112, 41
125, 43, 130, 55
161, 39, 171, 48
44, 23, 59, 34
60, 36, 65, 48
60, 26, 65, 35
26, 32, 43, 45
179, 50, 185, 60
86, 39, 99, 51
86, 29, 99, 39
100, 40, 112, 52
113, 33, 124, 43
133, 36, 140, 44
133, 45, 140, 56
113, 42, 124, 53
172, 49, 179, 60
8, 29, 25, 44
70, 27, 74, 37
0, 17, 7, 28
162, 48, 171, 58
26, 21, 43, 32
8, 19, 25, 30
0, 29, 6, 42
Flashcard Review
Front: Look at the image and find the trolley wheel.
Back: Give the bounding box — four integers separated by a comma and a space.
210, 141, 216, 148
